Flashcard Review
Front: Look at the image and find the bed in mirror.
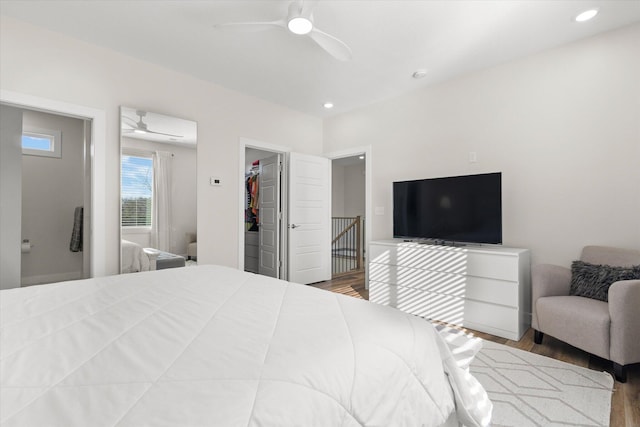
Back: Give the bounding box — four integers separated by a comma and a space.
119, 107, 197, 274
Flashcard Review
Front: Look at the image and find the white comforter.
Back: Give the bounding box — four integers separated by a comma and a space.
0, 265, 491, 426
121, 239, 150, 273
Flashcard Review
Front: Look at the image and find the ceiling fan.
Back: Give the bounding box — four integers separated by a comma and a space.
122, 110, 183, 138
215, 0, 352, 61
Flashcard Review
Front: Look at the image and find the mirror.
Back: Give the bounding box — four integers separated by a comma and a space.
119, 107, 197, 273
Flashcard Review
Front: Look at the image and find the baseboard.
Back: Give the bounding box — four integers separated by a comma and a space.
21, 271, 82, 286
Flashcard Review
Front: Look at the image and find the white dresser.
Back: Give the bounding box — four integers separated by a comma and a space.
368, 239, 531, 340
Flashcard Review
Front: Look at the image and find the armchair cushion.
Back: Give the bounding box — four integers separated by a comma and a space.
536, 295, 610, 360
570, 260, 640, 302
581, 245, 640, 267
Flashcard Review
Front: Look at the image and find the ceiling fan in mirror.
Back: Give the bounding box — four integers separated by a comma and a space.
122, 110, 184, 138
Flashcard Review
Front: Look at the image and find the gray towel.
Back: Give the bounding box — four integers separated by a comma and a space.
70, 206, 83, 252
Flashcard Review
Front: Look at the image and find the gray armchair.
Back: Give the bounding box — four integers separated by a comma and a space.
186, 233, 197, 261
532, 245, 640, 382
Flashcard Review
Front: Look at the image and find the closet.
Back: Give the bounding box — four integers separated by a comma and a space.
244, 160, 260, 273
244, 148, 281, 278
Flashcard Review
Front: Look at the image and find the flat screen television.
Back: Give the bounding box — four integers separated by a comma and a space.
393, 172, 502, 244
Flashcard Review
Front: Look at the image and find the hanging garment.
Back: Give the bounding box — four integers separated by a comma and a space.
69, 206, 83, 252
250, 175, 259, 215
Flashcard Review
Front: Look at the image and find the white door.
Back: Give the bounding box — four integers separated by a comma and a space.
288, 152, 331, 285
0, 105, 23, 289
258, 154, 281, 278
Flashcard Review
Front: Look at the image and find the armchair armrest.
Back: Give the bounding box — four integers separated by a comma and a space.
531, 264, 571, 329
532, 264, 571, 299
608, 279, 640, 366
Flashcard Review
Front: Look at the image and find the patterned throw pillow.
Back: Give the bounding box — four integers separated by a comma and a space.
570, 260, 640, 302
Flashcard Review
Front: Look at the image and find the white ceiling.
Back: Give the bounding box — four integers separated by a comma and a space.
2, 1, 639, 118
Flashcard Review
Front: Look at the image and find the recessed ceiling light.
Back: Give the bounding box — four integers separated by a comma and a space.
288, 17, 313, 35
323, 102, 334, 109
359, 155, 365, 160
412, 69, 428, 79
575, 9, 598, 22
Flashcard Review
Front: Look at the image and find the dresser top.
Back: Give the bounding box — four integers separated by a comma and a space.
370, 239, 529, 256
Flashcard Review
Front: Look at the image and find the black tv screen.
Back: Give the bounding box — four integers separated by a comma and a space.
393, 172, 502, 244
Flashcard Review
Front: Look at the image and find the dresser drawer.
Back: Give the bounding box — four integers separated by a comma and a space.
369, 263, 519, 307
369, 243, 520, 281
369, 281, 519, 333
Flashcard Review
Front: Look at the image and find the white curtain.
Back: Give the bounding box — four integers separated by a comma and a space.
150, 151, 172, 252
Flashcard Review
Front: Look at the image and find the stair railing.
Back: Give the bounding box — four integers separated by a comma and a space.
331, 216, 363, 276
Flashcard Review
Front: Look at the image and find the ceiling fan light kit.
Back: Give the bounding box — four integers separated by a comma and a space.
216, 0, 352, 61
288, 17, 313, 35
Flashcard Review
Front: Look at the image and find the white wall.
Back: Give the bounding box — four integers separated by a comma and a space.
331, 163, 365, 218
331, 164, 345, 216
245, 148, 274, 171
343, 163, 366, 218
324, 24, 640, 267
121, 137, 197, 256
0, 16, 323, 274
21, 110, 85, 284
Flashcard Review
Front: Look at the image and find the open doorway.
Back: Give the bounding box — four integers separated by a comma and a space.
239, 139, 333, 285
1, 90, 107, 288
244, 147, 284, 279
22, 109, 92, 285
0, 105, 92, 287
330, 155, 366, 278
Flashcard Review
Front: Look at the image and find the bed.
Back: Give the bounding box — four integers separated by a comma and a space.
120, 239, 152, 273
0, 265, 491, 426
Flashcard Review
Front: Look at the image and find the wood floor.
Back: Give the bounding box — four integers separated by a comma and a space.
313, 271, 639, 427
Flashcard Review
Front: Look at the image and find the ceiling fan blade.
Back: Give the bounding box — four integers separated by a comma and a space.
214, 20, 286, 33
122, 116, 138, 126
309, 27, 352, 61
146, 129, 184, 138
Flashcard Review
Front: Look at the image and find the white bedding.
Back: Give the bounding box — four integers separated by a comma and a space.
121, 239, 150, 273
0, 265, 491, 426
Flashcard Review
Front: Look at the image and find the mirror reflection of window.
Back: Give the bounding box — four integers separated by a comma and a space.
119, 107, 197, 274
121, 154, 153, 228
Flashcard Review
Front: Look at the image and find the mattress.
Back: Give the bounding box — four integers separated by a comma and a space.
0, 265, 491, 426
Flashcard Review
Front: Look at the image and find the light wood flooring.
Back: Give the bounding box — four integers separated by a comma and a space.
312, 271, 639, 427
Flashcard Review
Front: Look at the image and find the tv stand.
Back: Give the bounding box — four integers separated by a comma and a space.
368, 239, 531, 340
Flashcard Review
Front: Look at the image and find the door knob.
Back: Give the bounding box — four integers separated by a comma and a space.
289, 224, 300, 229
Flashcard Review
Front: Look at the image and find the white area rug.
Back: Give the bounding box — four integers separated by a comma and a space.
436, 325, 614, 427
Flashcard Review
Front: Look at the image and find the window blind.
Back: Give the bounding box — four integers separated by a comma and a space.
121, 155, 153, 227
